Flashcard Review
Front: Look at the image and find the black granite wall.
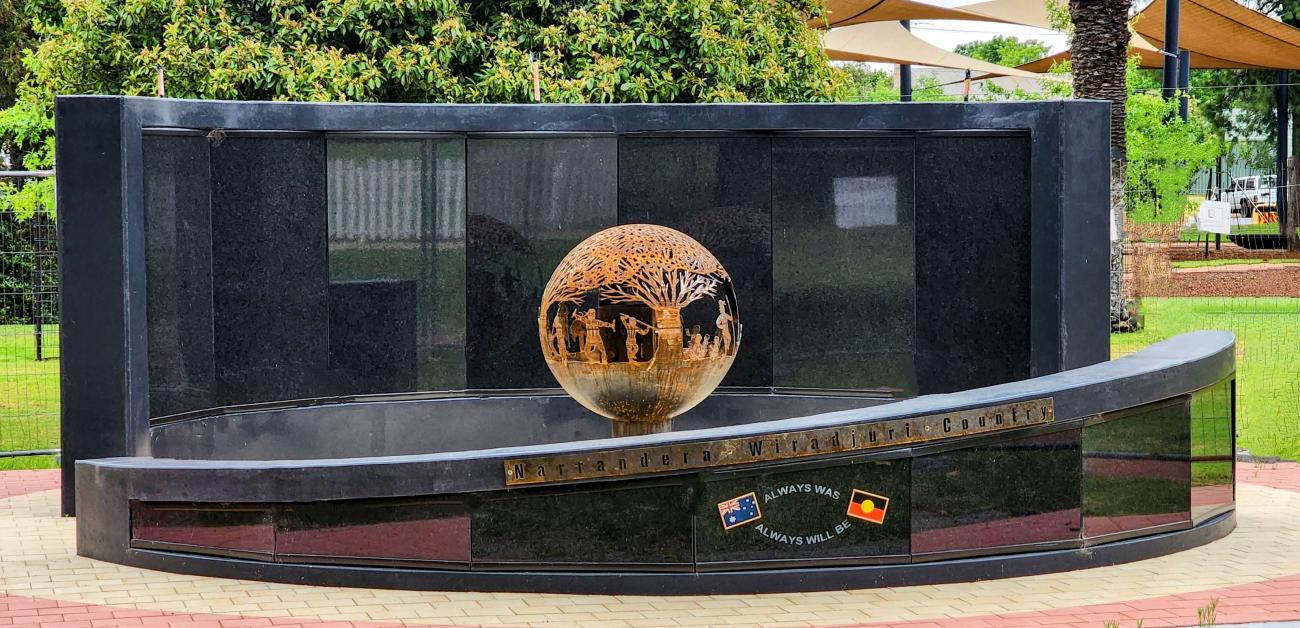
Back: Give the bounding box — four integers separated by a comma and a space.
140, 130, 1041, 418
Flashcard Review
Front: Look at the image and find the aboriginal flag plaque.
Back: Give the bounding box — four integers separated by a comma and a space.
695, 460, 910, 565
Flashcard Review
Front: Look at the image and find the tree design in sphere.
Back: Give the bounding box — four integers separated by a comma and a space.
541, 224, 730, 314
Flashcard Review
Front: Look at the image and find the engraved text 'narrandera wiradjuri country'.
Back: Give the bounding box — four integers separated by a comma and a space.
504, 398, 1054, 486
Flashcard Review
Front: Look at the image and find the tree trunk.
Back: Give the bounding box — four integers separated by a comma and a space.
1069, 0, 1132, 328
1289, 155, 1299, 252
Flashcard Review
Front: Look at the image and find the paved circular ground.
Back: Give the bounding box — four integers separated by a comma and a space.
2, 464, 1299, 628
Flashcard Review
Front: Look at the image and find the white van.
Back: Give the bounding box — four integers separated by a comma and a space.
1223, 175, 1277, 215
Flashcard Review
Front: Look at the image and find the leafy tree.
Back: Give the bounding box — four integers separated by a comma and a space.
0, 0, 845, 208
954, 35, 1050, 68
1126, 71, 1220, 224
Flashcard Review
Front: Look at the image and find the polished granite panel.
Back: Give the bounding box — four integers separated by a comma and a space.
1191, 379, 1234, 523
131, 502, 274, 556
277, 499, 469, 564
912, 429, 1082, 555
695, 459, 909, 565
915, 135, 1031, 394
465, 136, 617, 389
143, 135, 215, 418
1083, 398, 1191, 538
326, 138, 467, 392
471, 482, 692, 567
618, 136, 773, 387
772, 137, 915, 393
328, 280, 417, 395
210, 135, 329, 406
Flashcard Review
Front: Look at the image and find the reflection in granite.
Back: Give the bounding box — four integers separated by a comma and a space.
131, 502, 274, 556
772, 138, 915, 393
695, 459, 909, 564
915, 136, 1031, 394
1191, 379, 1235, 523
472, 483, 692, 566
326, 138, 467, 392
210, 135, 329, 405
912, 430, 1081, 554
465, 137, 617, 389
328, 280, 417, 395
1083, 399, 1191, 538
619, 137, 773, 386
143, 135, 215, 418
277, 499, 469, 564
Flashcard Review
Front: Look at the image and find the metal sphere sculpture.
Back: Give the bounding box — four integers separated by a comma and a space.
539, 224, 740, 435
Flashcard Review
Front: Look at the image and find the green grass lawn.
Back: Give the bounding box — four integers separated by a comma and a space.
1172, 258, 1300, 269
1112, 298, 1300, 461
0, 324, 59, 470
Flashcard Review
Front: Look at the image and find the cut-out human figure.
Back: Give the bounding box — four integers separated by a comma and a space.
715, 300, 735, 355
575, 309, 615, 363
551, 307, 570, 361
707, 335, 722, 358
685, 327, 706, 360
620, 314, 652, 362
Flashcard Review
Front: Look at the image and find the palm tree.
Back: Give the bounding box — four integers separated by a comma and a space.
1068, 0, 1134, 328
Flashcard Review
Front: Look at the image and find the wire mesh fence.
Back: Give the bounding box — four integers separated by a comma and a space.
1117, 167, 1300, 463
0, 172, 59, 468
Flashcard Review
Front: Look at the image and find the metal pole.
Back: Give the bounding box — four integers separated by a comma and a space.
1178, 50, 1190, 121
1279, 70, 1290, 231
1162, 0, 1180, 100
900, 20, 913, 102
32, 211, 42, 361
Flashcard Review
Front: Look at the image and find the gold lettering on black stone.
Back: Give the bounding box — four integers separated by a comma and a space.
504, 398, 1054, 485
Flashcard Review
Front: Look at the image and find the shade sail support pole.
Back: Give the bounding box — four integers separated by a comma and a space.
900, 19, 913, 101
1178, 50, 1190, 120
1162, 0, 1180, 100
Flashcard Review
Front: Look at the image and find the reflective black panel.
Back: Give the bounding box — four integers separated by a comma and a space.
144, 135, 215, 418
618, 136, 773, 387
326, 138, 467, 392
915, 135, 1031, 394
772, 137, 916, 394
695, 459, 909, 566
471, 482, 692, 567
465, 136, 617, 389
911, 430, 1082, 555
277, 499, 469, 565
131, 502, 274, 557
1191, 379, 1234, 523
210, 135, 329, 406
1083, 398, 1191, 539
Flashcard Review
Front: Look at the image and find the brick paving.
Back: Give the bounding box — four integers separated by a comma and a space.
0, 462, 1296, 627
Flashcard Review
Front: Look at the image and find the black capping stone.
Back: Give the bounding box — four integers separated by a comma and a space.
915, 135, 1032, 395
143, 134, 215, 418
471, 481, 694, 567
911, 429, 1083, 554
695, 459, 909, 565
1191, 379, 1234, 524
1083, 398, 1192, 538
465, 136, 617, 389
325, 137, 468, 392
328, 280, 418, 395
772, 137, 916, 394
210, 135, 330, 405
618, 136, 773, 387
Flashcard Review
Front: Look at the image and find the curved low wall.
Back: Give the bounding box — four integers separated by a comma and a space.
75, 331, 1237, 594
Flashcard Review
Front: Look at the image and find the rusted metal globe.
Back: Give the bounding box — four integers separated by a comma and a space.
538, 224, 740, 435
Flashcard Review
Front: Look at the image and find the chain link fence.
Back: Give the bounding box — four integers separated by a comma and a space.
0, 171, 59, 469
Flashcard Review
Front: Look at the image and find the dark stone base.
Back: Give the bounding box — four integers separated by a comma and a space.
120, 512, 1233, 595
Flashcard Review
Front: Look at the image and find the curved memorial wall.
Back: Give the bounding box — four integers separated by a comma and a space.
75, 331, 1235, 593
56, 97, 1235, 593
